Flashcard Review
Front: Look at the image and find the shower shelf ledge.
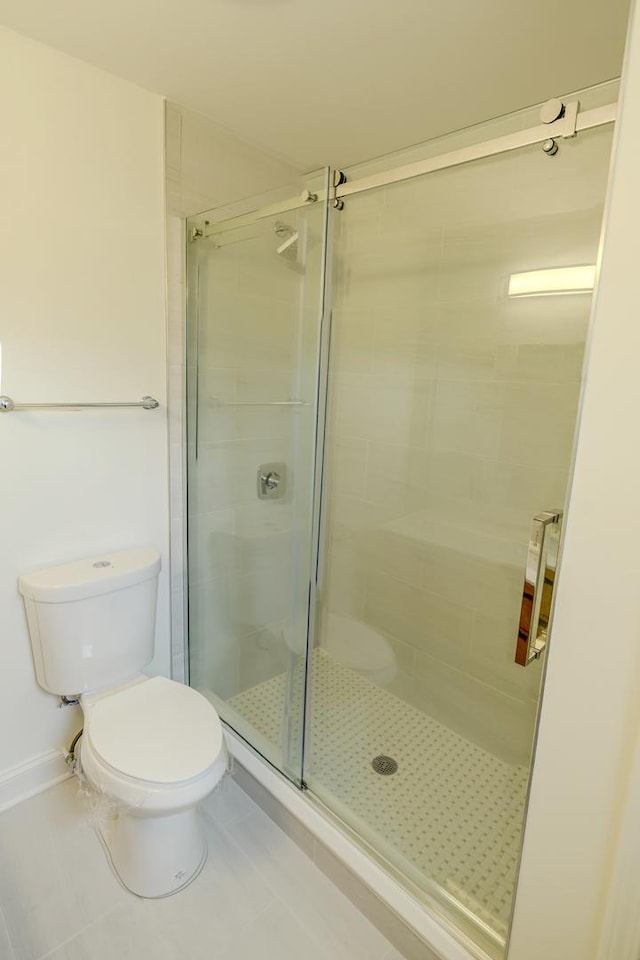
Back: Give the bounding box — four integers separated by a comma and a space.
380, 508, 530, 570
208, 396, 308, 408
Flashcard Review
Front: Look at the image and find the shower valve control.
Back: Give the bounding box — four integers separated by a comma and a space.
257, 462, 287, 501
263, 472, 279, 491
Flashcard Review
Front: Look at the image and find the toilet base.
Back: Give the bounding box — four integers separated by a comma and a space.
99, 806, 207, 898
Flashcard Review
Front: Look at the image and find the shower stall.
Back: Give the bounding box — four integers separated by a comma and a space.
185, 83, 616, 957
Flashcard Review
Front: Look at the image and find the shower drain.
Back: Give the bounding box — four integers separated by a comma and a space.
372, 754, 398, 776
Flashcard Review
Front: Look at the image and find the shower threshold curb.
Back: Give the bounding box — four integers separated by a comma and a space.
224, 725, 489, 960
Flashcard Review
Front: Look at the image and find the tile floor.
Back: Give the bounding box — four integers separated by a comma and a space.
0, 774, 402, 960
231, 649, 528, 941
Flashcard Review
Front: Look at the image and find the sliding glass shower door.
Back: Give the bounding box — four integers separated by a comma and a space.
186, 170, 329, 784
304, 120, 614, 954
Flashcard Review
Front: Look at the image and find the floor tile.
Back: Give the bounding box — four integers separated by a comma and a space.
0, 779, 124, 960
201, 770, 259, 826
41, 903, 175, 960
45, 805, 276, 960
144, 811, 276, 950
0, 774, 404, 960
223, 807, 393, 960
216, 900, 329, 960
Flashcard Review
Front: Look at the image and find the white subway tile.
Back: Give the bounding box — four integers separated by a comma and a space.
412, 652, 537, 765
337, 376, 432, 448
364, 570, 472, 670
470, 612, 542, 701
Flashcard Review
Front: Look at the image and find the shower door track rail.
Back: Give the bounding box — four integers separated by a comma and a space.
196, 101, 616, 238
334, 101, 616, 199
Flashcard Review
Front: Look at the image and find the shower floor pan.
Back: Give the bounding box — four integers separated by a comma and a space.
229, 649, 528, 941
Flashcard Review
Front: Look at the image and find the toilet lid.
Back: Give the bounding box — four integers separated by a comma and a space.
86, 677, 223, 784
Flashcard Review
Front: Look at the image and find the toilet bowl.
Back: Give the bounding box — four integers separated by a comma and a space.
78, 674, 227, 898
18, 546, 226, 899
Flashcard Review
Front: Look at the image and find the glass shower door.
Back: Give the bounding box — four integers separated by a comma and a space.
305, 123, 614, 954
185, 171, 329, 784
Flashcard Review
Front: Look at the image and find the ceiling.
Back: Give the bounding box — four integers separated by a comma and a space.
0, 0, 631, 169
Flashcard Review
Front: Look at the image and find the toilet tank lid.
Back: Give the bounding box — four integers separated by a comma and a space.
18, 547, 161, 603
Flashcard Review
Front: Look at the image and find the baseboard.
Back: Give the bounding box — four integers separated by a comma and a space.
0, 749, 71, 815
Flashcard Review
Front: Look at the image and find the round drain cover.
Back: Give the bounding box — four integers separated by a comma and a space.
372, 755, 398, 776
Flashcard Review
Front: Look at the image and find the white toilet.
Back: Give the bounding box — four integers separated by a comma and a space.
18, 546, 227, 899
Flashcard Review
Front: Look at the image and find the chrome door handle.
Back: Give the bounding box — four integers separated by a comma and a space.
515, 510, 563, 666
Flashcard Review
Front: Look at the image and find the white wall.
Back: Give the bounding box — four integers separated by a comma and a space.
166, 101, 302, 220
0, 27, 168, 797
508, 4, 640, 959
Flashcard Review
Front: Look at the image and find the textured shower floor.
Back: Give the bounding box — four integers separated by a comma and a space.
229, 649, 528, 940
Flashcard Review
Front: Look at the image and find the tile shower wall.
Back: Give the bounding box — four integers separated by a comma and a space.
185, 184, 328, 718
187, 227, 304, 700
165, 102, 300, 682
321, 129, 612, 764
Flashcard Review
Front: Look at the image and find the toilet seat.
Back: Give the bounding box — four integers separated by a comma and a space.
79, 676, 227, 812
85, 676, 223, 785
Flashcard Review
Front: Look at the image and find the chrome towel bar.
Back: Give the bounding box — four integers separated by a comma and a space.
0, 395, 159, 413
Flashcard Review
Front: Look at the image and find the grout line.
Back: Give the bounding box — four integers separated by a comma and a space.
225, 786, 396, 960
201, 777, 262, 829
217, 808, 286, 878
219, 899, 283, 959
35, 901, 126, 960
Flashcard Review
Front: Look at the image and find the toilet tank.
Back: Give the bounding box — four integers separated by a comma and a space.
18, 547, 161, 696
